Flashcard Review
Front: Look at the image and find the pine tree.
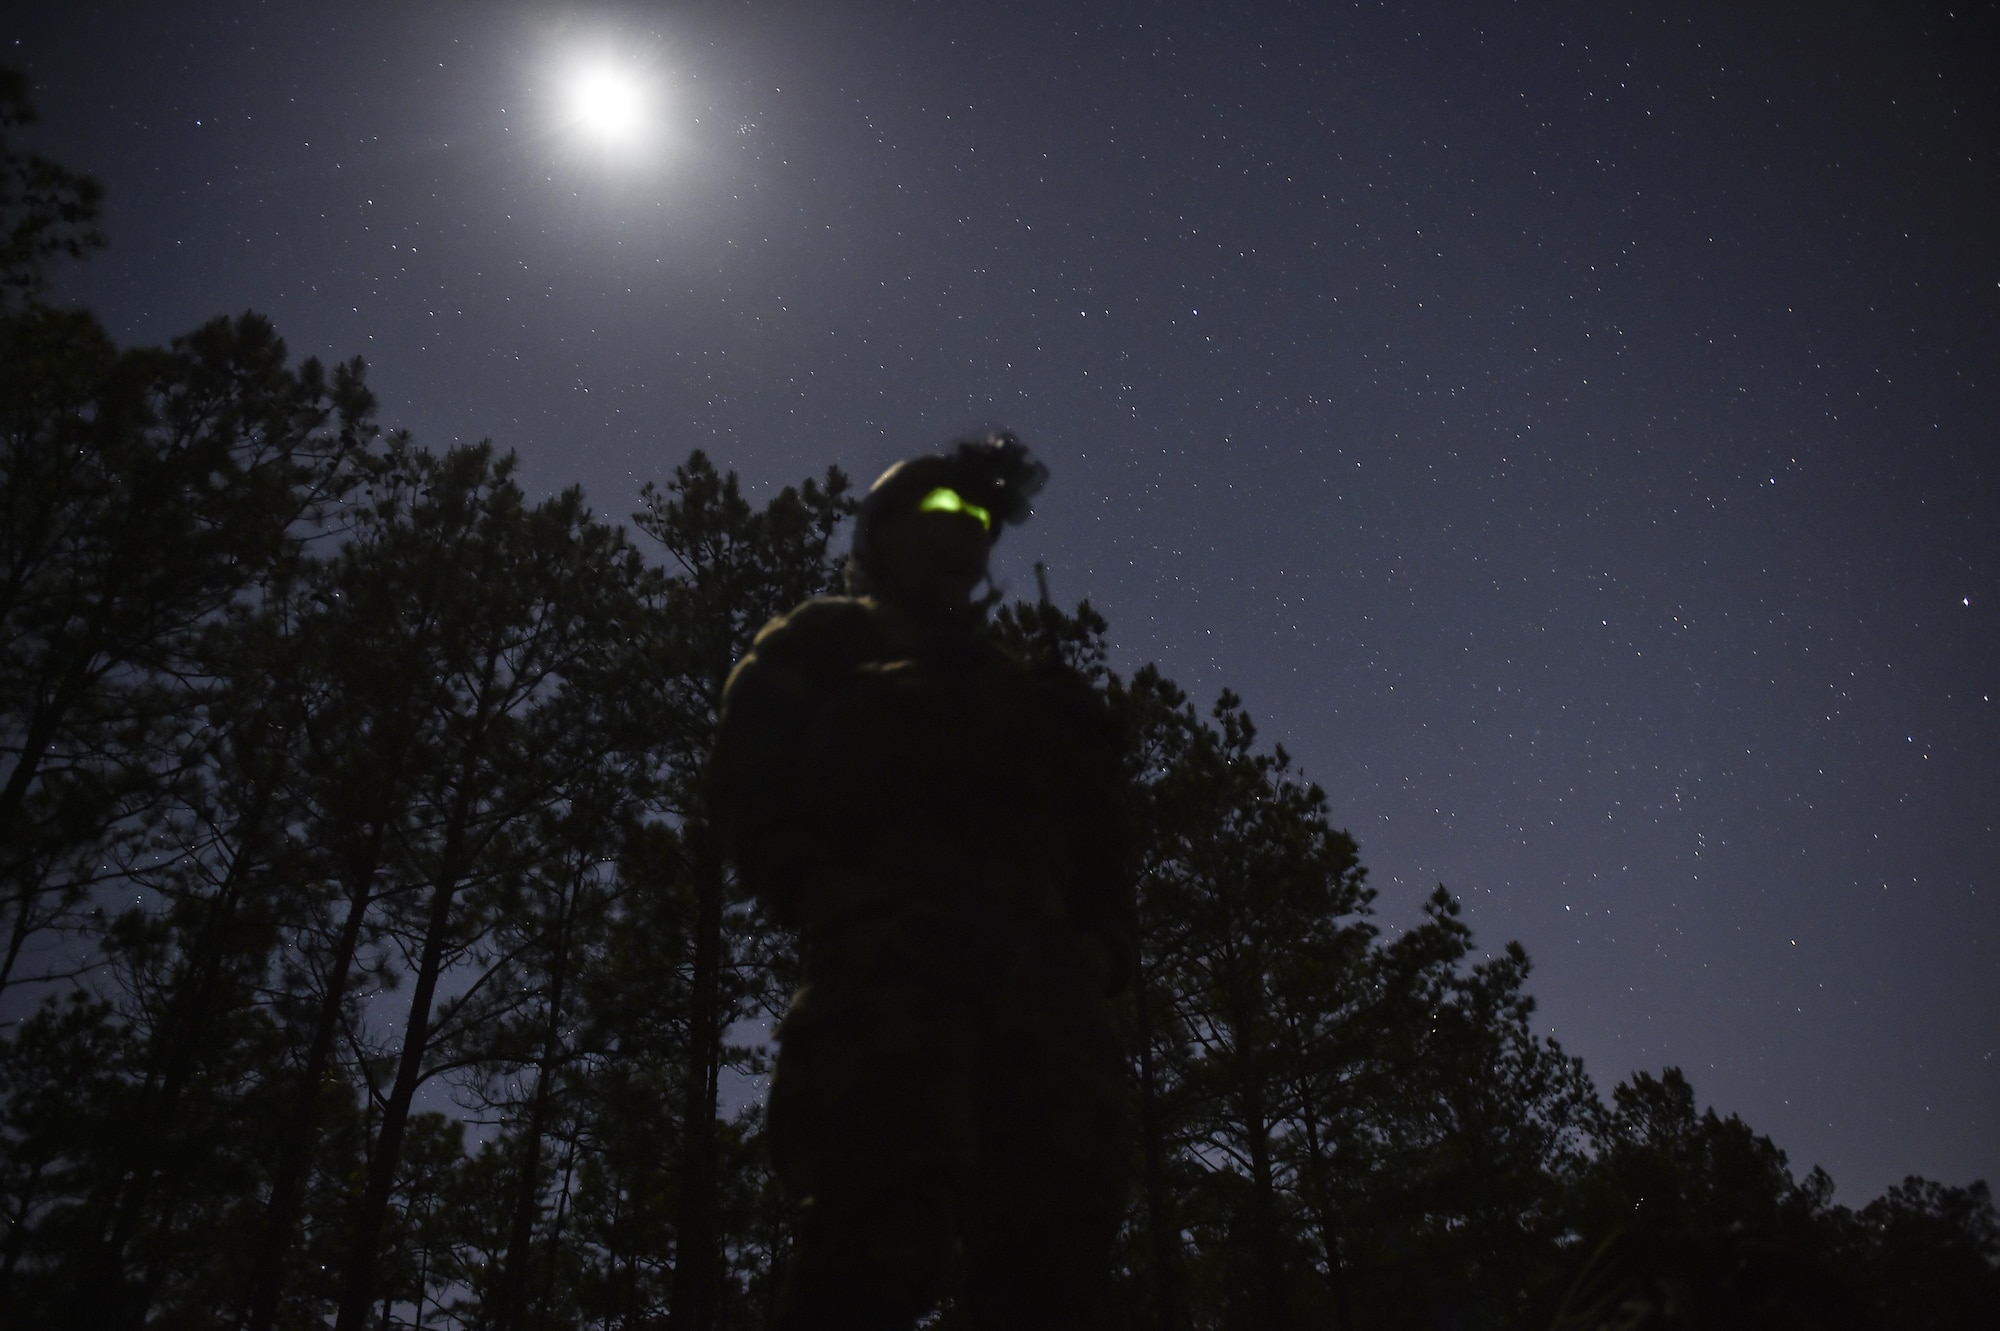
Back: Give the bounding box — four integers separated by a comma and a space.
628, 454, 850, 1331
0, 123, 370, 1316
0, 308, 368, 1004
315, 445, 655, 1330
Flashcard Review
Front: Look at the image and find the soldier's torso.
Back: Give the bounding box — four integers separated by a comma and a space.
715, 591, 1133, 962
784, 598, 1069, 885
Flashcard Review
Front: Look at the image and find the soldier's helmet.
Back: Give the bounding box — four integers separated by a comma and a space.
849, 431, 1048, 592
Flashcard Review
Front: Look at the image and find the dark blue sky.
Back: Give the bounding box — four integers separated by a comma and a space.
11, 0, 1996, 1202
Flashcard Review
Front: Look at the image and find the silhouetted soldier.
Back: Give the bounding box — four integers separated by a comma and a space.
711, 434, 1134, 1330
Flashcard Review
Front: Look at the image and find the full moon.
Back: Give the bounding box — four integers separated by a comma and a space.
561, 61, 652, 149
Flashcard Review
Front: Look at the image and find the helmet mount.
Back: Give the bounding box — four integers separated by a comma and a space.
849, 432, 1048, 595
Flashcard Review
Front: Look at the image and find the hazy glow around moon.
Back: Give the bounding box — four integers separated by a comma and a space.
558, 58, 656, 152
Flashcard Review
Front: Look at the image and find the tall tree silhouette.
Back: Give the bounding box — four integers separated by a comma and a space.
1338, 891, 1595, 1330
1, 308, 367, 1002
1, 86, 372, 1317
321, 444, 656, 1331
1140, 692, 1371, 1331
630, 453, 850, 1331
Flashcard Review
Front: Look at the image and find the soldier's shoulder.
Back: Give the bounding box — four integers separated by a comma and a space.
745, 596, 893, 663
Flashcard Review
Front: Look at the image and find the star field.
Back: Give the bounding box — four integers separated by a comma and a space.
11, 0, 1996, 1201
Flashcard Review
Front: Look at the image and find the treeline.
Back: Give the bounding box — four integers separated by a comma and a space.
3, 75, 1998, 1331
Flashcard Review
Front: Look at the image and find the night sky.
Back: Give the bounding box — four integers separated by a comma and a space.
11, 2, 1996, 1204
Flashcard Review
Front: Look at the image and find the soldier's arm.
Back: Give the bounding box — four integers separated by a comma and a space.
1070, 793, 1140, 996
1037, 661, 1141, 994
711, 599, 872, 922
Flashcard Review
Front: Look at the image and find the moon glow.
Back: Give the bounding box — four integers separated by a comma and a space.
560, 60, 654, 151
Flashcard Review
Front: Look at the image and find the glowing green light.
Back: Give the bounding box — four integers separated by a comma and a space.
918, 486, 992, 531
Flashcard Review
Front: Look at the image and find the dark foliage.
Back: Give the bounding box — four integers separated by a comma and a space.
0, 69, 103, 310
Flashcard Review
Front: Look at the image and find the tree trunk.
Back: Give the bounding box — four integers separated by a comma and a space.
533, 1135, 581, 1331
333, 869, 463, 1331
496, 866, 579, 1331
669, 825, 725, 1331
0, 685, 81, 995
0, 569, 125, 995
1244, 1098, 1290, 1331
90, 788, 274, 1330
2, 1160, 46, 1285
1293, 1077, 1353, 1331
1233, 990, 1289, 1331
1133, 978, 1183, 1331
0, 876, 41, 1001
239, 856, 377, 1331
242, 691, 417, 1331
334, 661, 498, 1331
